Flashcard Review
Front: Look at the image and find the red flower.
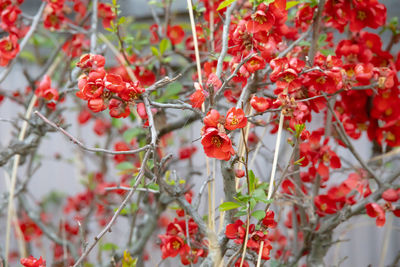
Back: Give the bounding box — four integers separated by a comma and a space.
159, 235, 190, 259
382, 189, 399, 202
93, 118, 111, 136
250, 96, 271, 112
225, 220, 246, 242
349, 1, 386, 32
1, 5, 21, 31
225, 107, 247, 131
179, 145, 197, 160
98, 3, 116, 29
104, 73, 125, 93
246, 7, 275, 34
0, 34, 19, 66
245, 55, 266, 73
108, 99, 130, 118
235, 169, 245, 178
88, 98, 107, 113
134, 66, 156, 86
62, 34, 89, 58
43, 5, 65, 30
203, 109, 221, 129
77, 109, 92, 124
314, 195, 338, 216
167, 25, 185, 45
77, 68, 106, 100
118, 81, 144, 101
19, 217, 42, 241
20, 256, 46, 267
262, 210, 277, 228
76, 54, 105, 70
201, 128, 234, 161
189, 83, 206, 109
365, 202, 386, 227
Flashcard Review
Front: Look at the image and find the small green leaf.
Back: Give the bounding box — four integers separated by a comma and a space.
252, 210, 266, 220
159, 39, 170, 55
158, 82, 182, 102
111, 118, 123, 129
100, 242, 119, 251
320, 49, 335, 56
248, 170, 256, 194
116, 162, 134, 171
217, 0, 236, 11
123, 128, 145, 143
150, 46, 159, 57
234, 210, 248, 217
219, 201, 241, 211
286, 1, 300, 9
147, 183, 159, 191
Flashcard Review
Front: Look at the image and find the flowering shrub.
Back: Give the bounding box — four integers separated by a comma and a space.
1, 0, 400, 266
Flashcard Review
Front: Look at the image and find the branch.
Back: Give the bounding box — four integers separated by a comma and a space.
308, 0, 326, 65
90, 0, 98, 53
322, 93, 382, 186
215, 0, 237, 79
72, 148, 152, 267
34, 111, 150, 155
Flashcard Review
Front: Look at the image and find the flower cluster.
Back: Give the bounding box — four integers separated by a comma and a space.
76, 54, 145, 118
225, 211, 277, 262
201, 107, 247, 161
159, 193, 207, 265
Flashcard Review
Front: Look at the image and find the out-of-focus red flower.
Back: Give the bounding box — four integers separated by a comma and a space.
98, 2, 115, 29
190, 84, 206, 109
77, 109, 92, 124
366, 202, 386, 227
93, 118, 111, 136
108, 98, 130, 118
20, 256, 46, 267
0, 34, 19, 66
382, 189, 399, 202
235, 169, 245, 178
167, 25, 185, 45
262, 210, 277, 228
179, 145, 197, 160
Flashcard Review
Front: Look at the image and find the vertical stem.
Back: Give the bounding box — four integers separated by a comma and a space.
267, 112, 284, 199
5, 94, 38, 266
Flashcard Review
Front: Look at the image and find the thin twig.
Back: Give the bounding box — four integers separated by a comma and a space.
35, 111, 150, 155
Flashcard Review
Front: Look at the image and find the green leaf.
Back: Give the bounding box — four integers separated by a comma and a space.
217, 0, 236, 10
234, 210, 248, 217
147, 183, 159, 191
123, 128, 145, 143
286, 1, 300, 9
298, 40, 311, 47
150, 46, 159, 57
19, 51, 35, 62
248, 170, 256, 194
320, 49, 335, 56
111, 118, 123, 129
100, 242, 119, 251
116, 162, 135, 170
252, 210, 266, 220
219, 201, 241, 211
159, 39, 170, 55
158, 82, 182, 102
